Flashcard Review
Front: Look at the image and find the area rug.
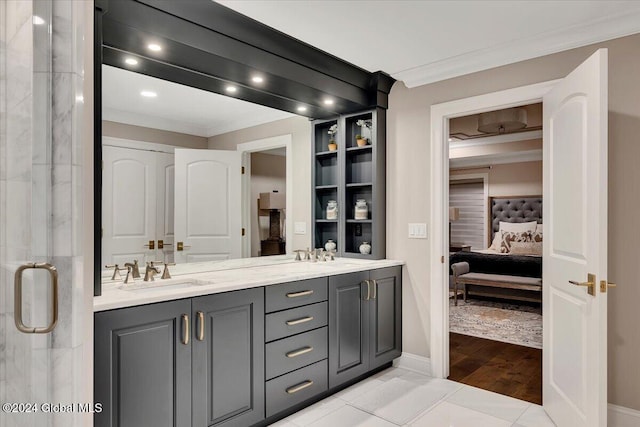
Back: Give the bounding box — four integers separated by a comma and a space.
449, 298, 542, 349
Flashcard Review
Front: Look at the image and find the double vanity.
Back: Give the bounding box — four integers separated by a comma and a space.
94, 256, 403, 427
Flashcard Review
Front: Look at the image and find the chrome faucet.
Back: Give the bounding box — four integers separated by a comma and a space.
124, 260, 140, 279
144, 262, 161, 282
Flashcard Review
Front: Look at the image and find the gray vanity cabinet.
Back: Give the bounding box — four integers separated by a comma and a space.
192, 288, 265, 427
94, 299, 192, 427
328, 266, 402, 388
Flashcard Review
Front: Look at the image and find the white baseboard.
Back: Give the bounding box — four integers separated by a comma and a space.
392, 352, 432, 376
609, 404, 640, 427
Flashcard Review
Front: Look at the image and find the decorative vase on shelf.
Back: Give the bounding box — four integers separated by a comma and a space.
359, 241, 371, 255
326, 200, 338, 220
355, 135, 368, 147
354, 199, 368, 220
324, 239, 336, 252
328, 140, 337, 151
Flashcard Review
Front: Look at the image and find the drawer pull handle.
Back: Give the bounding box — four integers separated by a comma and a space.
197, 311, 205, 341
286, 346, 313, 358
286, 290, 314, 298
286, 316, 314, 326
181, 314, 189, 345
286, 380, 314, 394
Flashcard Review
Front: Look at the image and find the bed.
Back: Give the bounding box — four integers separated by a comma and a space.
450, 196, 543, 300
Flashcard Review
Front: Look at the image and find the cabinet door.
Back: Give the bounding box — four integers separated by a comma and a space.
369, 266, 402, 369
192, 288, 265, 427
328, 271, 370, 388
94, 299, 192, 427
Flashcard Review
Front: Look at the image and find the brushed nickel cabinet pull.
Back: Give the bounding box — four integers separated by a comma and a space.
286, 290, 313, 298
181, 314, 190, 345
286, 316, 314, 326
14, 263, 59, 334
362, 280, 370, 301
371, 279, 377, 300
197, 311, 205, 341
286, 346, 313, 358
286, 380, 314, 394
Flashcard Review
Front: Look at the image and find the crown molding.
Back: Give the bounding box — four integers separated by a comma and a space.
450, 129, 542, 149
449, 149, 542, 169
395, 9, 640, 88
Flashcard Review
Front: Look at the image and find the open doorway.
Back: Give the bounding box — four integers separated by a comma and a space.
446, 103, 544, 404
238, 135, 293, 258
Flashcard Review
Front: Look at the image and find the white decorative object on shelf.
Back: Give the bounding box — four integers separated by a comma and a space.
354, 199, 368, 220
326, 200, 338, 220
324, 239, 337, 251
359, 242, 371, 254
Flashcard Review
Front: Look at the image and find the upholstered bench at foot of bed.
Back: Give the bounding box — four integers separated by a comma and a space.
451, 262, 542, 305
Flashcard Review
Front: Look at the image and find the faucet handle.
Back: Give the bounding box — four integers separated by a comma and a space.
327, 249, 336, 261
293, 250, 305, 261
105, 264, 124, 281
123, 266, 136, 284
161, 263, 176, 280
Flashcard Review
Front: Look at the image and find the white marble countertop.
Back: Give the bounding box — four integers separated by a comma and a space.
94, 256, 404, 312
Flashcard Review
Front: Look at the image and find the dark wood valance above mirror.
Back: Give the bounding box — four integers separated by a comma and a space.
94, 0, 395, 296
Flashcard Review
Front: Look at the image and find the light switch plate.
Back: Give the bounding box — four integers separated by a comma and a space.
408, 223, 428, 239
294, 222, 307, 235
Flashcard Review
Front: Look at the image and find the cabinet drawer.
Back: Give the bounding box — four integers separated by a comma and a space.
266, 327, 328, 380
265, 302, 328, 342
265, 277, 327, 313
266, 359, 328, 418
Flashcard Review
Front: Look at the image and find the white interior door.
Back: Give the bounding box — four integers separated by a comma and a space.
174, 149, 242, 263
102, 146, 157, 266
543, 49, 608, 427
157, 152, 175, 263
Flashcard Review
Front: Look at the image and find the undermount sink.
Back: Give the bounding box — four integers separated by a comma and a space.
123, 279, 205, 293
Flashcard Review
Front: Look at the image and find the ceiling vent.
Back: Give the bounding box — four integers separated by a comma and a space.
477, 107, 527, 134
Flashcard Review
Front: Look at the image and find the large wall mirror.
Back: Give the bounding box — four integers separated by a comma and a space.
101, 64, 308, 271
94, 0, 394, 294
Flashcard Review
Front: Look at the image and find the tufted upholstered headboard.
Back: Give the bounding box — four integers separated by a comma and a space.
489, 196, 542, 244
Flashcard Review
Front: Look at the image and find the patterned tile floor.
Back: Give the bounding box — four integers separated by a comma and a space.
270, 367, 555, 427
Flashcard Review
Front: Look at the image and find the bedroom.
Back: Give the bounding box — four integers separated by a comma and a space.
447, 103, 544, 404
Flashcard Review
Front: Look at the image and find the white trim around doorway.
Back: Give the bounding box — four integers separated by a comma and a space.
237, 134, 293, 258
428, 80, 559, 379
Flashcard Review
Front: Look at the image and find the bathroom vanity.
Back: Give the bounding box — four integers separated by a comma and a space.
94, 257, 402, 427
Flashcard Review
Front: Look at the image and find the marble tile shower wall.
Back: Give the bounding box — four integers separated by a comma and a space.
1, 1, 88, 426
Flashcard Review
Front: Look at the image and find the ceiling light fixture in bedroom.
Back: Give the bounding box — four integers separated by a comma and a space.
477, 107, 527, 134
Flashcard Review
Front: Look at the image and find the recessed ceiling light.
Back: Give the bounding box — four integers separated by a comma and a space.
140, 91, 157, 98
323, 98, 334, 105
251, 76, 264, 83
226, 86, 237, 93
32, 16, 45, 25
147, 43, 162, 52
297, 106, 307, 112
124, 57, 138, 66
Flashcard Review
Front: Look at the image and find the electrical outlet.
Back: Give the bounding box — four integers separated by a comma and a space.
294, 222, 307, 234
408, 223, 428, 239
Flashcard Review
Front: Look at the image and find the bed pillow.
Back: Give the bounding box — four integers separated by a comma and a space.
500, 230, 533, 253
499, 221, 538, 233
510, 241, 543, 256
488, 233, 502, 251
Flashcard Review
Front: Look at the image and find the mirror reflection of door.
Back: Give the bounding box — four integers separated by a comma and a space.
101, 65, 300, 267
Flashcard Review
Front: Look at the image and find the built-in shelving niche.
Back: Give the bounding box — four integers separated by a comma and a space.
311, 110, 386, 259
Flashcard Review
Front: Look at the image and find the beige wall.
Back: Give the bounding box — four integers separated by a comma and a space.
103, 120, 209, 148
208, 116, 312, 251
451, 161, 543, 197
388, 33, 640, 409
250, 153, 286, 257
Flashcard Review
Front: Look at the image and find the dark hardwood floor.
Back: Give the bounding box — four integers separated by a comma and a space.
449, 332, 542, 405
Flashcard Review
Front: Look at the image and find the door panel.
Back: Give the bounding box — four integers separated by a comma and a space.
157, 152, 175, 263
328, 271, 370, 388
543, 48, 608, 427
192, 288, 265, 427
94, 299, 192, 427
102, 145, 157, 266
369, 266, 402, 369
174, 149, 242, 263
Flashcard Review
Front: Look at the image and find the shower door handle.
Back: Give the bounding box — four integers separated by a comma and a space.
14, 263, 59, 334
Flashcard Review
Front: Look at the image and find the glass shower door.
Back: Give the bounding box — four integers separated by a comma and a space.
1, 1, 57, 425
